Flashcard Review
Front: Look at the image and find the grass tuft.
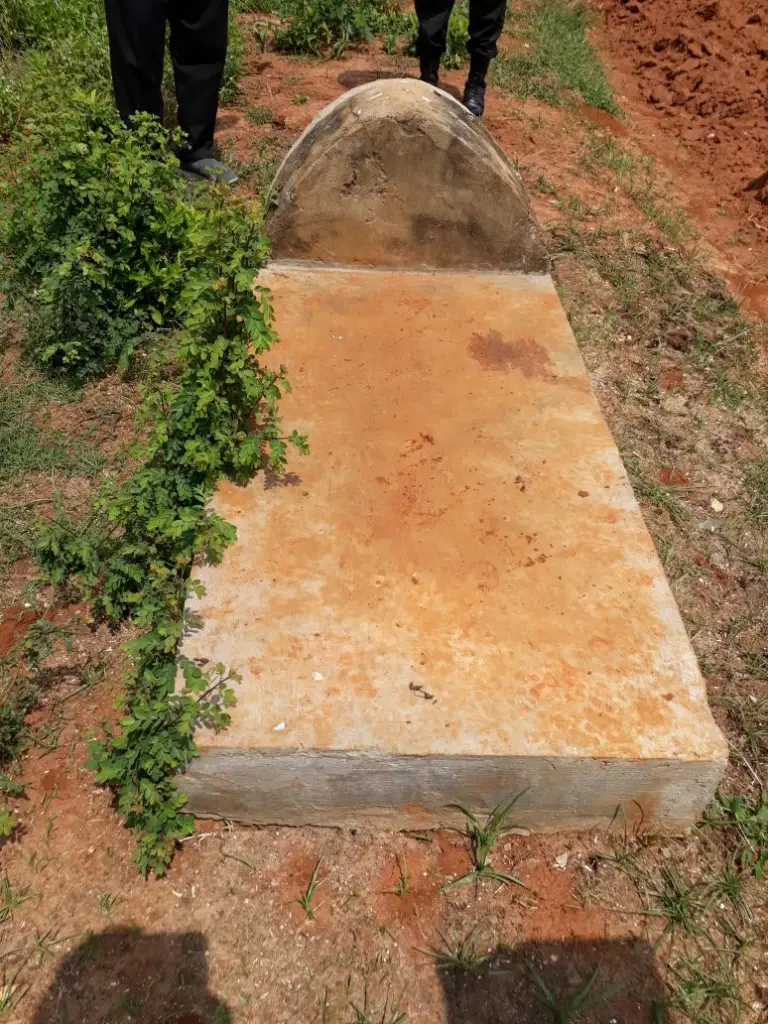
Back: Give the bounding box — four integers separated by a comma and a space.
705, 793, 768, 881
418, 931, 489, 973
442, 794, 528, 889
527, 965, 609, 1023
745, 460, 768, 527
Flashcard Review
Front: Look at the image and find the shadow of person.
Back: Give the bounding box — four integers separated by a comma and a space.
31, 928, 231, 1024
439, 937, 667, 1024
745, 168, 768, 203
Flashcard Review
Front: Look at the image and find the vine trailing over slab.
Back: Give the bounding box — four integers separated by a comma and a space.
32, 193, 308, 876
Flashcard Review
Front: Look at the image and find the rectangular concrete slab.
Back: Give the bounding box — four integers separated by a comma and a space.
180, 263, 727, 830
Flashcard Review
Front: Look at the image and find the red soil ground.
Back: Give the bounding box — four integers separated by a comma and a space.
594, 0, 768, 315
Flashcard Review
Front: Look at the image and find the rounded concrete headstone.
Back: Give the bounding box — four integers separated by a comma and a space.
265, 78, 548, 273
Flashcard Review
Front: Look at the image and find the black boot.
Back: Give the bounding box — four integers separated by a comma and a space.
463, 55, 490, 117
419, 52, 441, 86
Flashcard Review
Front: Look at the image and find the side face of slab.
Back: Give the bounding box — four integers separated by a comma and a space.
179, 264, 727, 830
265, 78, 548, 273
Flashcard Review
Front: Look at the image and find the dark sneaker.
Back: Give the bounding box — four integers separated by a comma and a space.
419, 53, 441, 87
178, 157, 238, 185
463, 79, 486, 118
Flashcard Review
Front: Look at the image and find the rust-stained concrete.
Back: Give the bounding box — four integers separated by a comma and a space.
180, 263, 727, 830
265, 78, 547, 274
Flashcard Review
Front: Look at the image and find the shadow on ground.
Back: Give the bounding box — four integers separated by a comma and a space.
30, 928, 230, 1024
440, 938, 667, 1024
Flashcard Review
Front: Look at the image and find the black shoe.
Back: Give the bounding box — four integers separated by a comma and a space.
419, 53, 441, 87
178, 157, 238, 185
463, 78, 486, 117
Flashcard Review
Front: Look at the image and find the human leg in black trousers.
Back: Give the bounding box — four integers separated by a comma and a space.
464, 0, 506, 116
414, 0, 454, 85
413, 0, 506, 116
104, 0, 235, 181
168, 0, 228, 162
104, 0, 166, 127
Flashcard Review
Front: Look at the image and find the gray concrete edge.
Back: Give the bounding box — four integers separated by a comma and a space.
263, 259, 552, 282
180, 748, 726, 832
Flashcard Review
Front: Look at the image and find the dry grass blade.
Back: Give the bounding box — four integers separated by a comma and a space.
348, 981, 407, 1023
0, 874, 36, 924
0, 965, 28, 1014
297, 858, 324, 920
382, 854, 409, 898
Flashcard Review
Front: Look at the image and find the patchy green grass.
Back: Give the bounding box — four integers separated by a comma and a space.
492, 0, 619, 113
622, 452, 692, 527
705, 793, 768, 881
246, 104, 276, 126
0, 373, 103, 484
0, 366, 105, 567
533, 115, 768, 1021
578, 132, 694, 245
224, 137, 285, 200
745, 459, 768, 526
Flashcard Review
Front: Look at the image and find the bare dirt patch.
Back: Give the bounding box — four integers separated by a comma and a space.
593, 0, 768, 317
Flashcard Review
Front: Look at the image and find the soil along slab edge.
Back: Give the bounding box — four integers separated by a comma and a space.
179, 264, 727, 830
264, 78, 548, 273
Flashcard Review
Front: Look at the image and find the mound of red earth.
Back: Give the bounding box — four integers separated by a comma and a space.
598, 0, 768, 203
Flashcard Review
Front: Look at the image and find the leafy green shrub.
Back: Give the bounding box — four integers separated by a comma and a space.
0, 93, 194, 378
34, 195, 308, 875
706, 793, 768, 881
0, 68, 23, 141
372, 0, 416, 54
443, 3, 468, 68
274, 0, 412, 57
0, 0, 111, 142
401, 3, 466, 66
0, 0, 98, 52
221, 9, 247, 103
274, 0, 374, 57
0, 0, 110, 116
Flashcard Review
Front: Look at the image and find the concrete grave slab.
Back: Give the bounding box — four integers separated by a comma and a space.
179, 263, 728, 830
265, 78, 547, 274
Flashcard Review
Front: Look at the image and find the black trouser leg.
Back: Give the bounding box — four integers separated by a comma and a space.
415, 0, 455, 61
467, 0, 507, 67
104, 0, 166, 127
168, 0, 228, 161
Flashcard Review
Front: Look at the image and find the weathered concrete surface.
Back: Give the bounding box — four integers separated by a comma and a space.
265, 79, 547, 274
180, 263, 727, 830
